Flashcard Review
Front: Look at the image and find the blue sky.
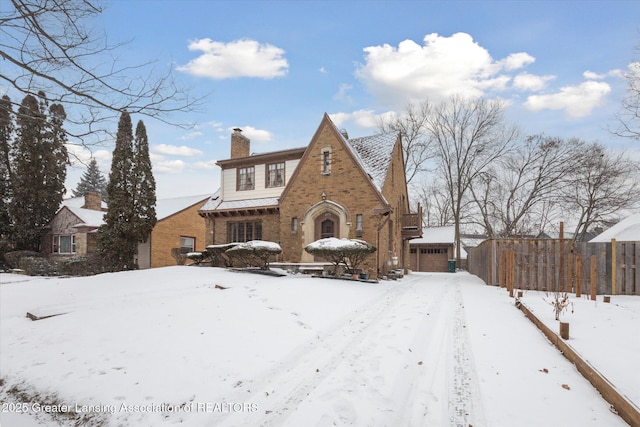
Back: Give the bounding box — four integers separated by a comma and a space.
63, 0, 640, 199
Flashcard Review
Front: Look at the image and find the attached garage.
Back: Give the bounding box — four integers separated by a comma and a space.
409, 226, 455, 272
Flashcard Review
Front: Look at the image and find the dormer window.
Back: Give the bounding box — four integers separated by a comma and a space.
266, 162, 285, 188
237, 166, 255, 191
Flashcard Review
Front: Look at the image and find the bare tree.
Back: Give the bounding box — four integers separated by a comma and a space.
469, 136, 582, 238
0, 0, 200, 145
378, 101, 433, 185
615, 44, 640, 140
416, 181, 455, 227
561, 142, 640, 241
427, 95, 518, 264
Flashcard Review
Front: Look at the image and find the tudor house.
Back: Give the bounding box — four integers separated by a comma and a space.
199, 114, 422, 276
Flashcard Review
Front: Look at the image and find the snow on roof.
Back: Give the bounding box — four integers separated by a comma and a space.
589, 213, 640, 242
410, 226, 455, 245
155, 194, 214, 220
201, 197, 279, 212
61, 196, 107, 210
66, 206, 105, 228
346, 132, 398, 192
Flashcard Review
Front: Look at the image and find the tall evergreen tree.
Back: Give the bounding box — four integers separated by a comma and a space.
73, 158, 108, 201
98, 111, 137, 269
0, 96, 14, 250
9, 92, 68, 251
132, 120, 156, 242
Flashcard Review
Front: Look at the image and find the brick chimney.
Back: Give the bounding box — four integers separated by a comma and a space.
231, 128, 250, 159
82, 191, 103, 211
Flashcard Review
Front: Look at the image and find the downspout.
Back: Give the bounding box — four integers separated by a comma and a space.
377, 213, 391, 275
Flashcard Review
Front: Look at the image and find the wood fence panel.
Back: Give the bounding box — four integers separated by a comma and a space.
468, 239, 639, 295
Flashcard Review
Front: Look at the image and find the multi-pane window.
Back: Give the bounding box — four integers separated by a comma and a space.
356, 214, 363, 230
52, 234, 76, 254
267, 162, 285, 188
228, 221, 263, 242
419, 248, 448, 254
180, 236, 195, 253
237, 166, 255, 191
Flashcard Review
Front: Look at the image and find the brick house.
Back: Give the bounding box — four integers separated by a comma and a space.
44, 192, 213, 269
137, 194, 213, 268
199, 114, 422, 276
42, 192, 106, 259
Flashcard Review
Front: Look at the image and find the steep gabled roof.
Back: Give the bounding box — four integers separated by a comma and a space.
156, 194, 214, 221
65, 206, 106, 228
346, 132, 398, 193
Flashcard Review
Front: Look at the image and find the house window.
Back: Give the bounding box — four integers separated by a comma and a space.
237, 166, 255, 191
291, 217, 298, 233
410, 248, 417, 254
322, 149, 331, 175
52, 234, 76, 254
266, 162, 285, 188
356, 214, 363, 230
180, 236, 195, 253
228, 221, 263, 242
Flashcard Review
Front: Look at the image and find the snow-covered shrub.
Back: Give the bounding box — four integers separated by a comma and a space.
225, 240, 282, 270
205, 243, 239, 267
186, 251, 206, 265
19, 256, 56, 276
304, 238, 376, 275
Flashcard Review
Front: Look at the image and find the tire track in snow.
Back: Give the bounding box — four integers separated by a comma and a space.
213, 278, 417, 426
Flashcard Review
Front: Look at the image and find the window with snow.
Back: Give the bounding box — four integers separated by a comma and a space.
266, 162, 285, 187
237, 166, 255, 191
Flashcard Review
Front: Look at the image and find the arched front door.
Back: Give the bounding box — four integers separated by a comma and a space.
314, 212, 340, 261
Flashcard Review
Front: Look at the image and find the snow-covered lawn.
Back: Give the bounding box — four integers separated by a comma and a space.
0, 268, 635, 426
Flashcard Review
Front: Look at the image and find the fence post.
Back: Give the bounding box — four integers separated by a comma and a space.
509, 250, 515, 297
559, 222, 565, 292
611, 238, 617, 296
575, 255, 582, 298
590, 255, 597, 301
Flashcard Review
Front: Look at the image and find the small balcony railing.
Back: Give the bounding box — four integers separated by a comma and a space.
401, 204, 422, 238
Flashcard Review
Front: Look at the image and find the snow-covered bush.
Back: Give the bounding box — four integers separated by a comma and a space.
304, 238, 376, 275
186, 252, 206, 265
205, 243, 239, 267
225, 240, 282, 270
4, 250, 41, 269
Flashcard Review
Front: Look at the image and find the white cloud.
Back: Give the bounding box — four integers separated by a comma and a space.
152, 144, 203, 157
319, 67, 327, 73
498, 52, 535, 71
154, 159, 186, 175
180, 131, 203, 140
66, 144, 111, 169
355, 32, 535, 106
177, 38, 289, 79
230, 126, 272, 142
193, 160, 218, 170
329, 109, 397, 130
583, 69, 624, 79
513, 72, 556, 91
524, 81, 611, 118
334, 83, 353, 103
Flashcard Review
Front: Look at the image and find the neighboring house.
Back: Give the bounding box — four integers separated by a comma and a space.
409, 226, 457, 272
589, 213, 640, 242
137, 194, 214, 269
43, 192, 106, 259
199, 114, 422, 276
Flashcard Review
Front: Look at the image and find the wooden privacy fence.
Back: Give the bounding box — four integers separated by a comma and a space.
468, 238, 639, 296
